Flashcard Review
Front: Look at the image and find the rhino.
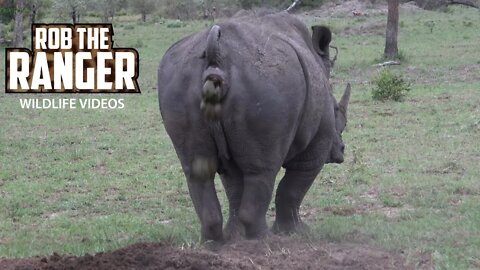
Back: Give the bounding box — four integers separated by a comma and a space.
158, 11, 351, 242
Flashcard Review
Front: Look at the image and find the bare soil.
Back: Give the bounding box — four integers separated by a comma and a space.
0, 236, 428, 270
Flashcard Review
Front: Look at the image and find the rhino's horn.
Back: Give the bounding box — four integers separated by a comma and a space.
339, 83, 351, 114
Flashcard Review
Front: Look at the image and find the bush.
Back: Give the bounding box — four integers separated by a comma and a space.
371, 69, 411, 102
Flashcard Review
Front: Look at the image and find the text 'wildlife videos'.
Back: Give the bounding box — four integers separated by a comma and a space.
18, 98, 125, 109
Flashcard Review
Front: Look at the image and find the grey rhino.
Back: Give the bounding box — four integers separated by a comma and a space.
158, 11, 351, 242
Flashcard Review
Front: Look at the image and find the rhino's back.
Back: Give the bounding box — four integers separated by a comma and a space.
159, 12, 315, 101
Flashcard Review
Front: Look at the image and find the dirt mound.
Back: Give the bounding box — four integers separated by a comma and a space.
0, 237, 421, 270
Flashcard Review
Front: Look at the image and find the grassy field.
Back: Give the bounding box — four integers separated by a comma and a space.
1, 5, 479, 269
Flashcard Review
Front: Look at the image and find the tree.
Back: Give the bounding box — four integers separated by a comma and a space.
131, 0, 155, 22
162, 0, 198, 20
0, 0, 16, 24
30, 0, 52, 25
96, 0, 121, 22
14, 0, 25, 47
31, 2, 38, 24
200, 0, 241, 18
384, 0, 399, 60
92, 0, 128, 23
201, 0, 215, 20
53, 0, 88, 23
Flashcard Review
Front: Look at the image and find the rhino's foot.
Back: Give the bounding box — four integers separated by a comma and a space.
238, 206, 271, 239
243, 221, 272, 239
223, 218, 246, 241
271, 220, 310, 236
201, 221, 224, 243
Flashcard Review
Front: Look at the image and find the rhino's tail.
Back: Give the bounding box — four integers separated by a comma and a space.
201, 25, 228, 121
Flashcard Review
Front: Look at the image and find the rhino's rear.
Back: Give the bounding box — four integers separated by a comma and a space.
157, 11, 343, 242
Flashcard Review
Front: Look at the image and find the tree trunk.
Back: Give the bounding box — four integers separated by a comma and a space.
14, 0, 25, 47
110, 9, 115, 23
72, 8, 77, 24
384, 0, 399, 60
31, 4, 37, 25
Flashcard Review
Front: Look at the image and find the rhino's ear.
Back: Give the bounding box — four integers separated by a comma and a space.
311, 25, 332, 57
338, 83, 351, 115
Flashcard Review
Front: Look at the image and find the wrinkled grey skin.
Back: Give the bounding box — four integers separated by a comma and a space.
158, 11, 351, 243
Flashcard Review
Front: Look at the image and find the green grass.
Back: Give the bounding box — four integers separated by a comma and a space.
1, 6, 479, 269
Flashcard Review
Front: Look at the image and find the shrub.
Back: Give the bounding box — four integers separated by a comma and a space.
371, 69, 411, 102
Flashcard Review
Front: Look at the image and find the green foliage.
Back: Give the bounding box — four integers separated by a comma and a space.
52, 0, 88, 23
396, 50, 407, 62
0, 0, 51, 25
300, 0, 326, 8
94, 0, 123, 22
0, 0, 15, 23
380, 194, 403, 208
375, 50, 407, 64
371, 69, 411, 102
166, 20, 186, 28
131, 0, 155, 22
1, 20, 14, 45
161, 0, 196, 20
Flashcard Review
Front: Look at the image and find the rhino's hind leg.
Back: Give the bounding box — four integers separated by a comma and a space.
187, 157, 224, 242
272, 166, 322, 235
238, 172, 276, 239
220, 166, 246, 241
